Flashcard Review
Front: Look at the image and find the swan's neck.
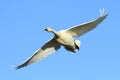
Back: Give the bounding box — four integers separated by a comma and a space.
51, 29, 59, 37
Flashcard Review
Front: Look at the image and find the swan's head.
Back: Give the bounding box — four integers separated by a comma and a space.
45, 27, 53, 32
45, 27, 58, 37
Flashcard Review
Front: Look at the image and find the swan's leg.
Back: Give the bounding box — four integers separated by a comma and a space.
74, 40, 81, 51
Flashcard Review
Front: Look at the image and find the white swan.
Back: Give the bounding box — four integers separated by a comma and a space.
16, 9, 108, 69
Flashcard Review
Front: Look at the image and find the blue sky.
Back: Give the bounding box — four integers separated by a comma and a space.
0, 0, 120, 80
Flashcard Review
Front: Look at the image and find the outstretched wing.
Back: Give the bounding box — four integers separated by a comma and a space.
66, 9, 108, 38
16, 38, 60, 69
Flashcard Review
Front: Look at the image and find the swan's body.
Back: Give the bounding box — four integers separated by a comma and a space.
16, 9, 108, 69
45, 29, 80, 52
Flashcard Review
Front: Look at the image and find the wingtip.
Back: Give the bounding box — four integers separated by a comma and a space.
99, 8, 109, 17
15, 64, 26, 70
15, 66, 21, 70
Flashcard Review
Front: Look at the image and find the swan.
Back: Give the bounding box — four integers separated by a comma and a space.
16, 9, 108, 69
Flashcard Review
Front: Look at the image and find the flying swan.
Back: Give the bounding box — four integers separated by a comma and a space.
16, 9, 108, 69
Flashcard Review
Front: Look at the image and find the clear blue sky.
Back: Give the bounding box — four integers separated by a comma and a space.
0, 0, 119, 80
